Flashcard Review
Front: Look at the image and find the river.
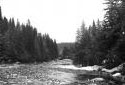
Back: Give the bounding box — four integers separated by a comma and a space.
0, 59, 108, 85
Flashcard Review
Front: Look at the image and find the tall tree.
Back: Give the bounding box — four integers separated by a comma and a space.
0, 7, 2, 21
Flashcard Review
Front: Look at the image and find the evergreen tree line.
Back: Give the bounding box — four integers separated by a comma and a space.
61, 46, 75, 59
0, 7, 58, 63
73, 0, 125, 68
58, 43, 75, 59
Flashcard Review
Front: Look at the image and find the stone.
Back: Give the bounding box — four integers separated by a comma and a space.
91, 78, 105, 82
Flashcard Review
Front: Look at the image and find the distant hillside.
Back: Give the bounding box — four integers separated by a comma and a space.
57, 42, 75, 55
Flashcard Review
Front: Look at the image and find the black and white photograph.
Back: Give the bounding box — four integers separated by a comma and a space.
0, 0, 125, 85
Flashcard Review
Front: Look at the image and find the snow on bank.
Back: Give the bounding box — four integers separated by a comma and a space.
56, 65, 101, 71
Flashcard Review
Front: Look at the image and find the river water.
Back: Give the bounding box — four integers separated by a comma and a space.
40, 59, 106, 85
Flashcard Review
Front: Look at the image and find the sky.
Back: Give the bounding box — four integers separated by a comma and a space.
1, 0, 106, 43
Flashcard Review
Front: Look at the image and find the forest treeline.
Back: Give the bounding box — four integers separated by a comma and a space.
0, 7, 58, 63
73, 0, 125, 69
58, 43, 75, 59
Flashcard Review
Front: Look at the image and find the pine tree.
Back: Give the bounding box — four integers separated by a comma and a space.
98, 0, 125, 68
0, 6, 2, 21
0, 34, 4, 60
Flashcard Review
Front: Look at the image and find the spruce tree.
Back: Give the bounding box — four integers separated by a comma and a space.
0, 7, 2, 21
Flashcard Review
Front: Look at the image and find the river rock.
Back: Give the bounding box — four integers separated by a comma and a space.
90, 78, 105, 82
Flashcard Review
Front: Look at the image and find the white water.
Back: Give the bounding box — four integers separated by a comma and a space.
52, 59, 101, 71
56, 65, 101, 71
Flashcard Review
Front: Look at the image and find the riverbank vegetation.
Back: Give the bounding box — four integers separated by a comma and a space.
73, 0, 125, 69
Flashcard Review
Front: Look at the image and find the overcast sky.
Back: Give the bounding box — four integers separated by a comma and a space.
1, 0, 106, 43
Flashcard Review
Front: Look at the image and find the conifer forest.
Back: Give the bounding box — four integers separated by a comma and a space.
0, 0, 125, 85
